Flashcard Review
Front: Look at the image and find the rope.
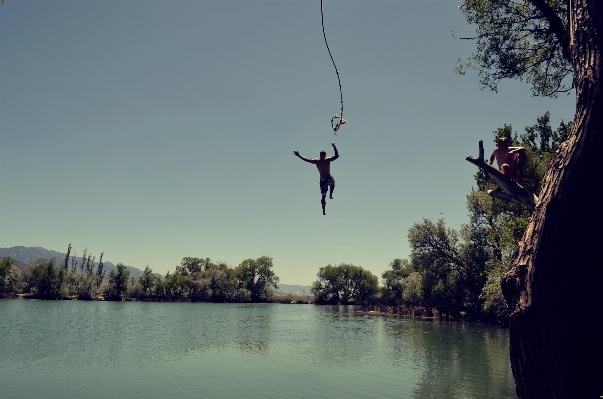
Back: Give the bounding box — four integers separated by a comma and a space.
320, 0, 346, 136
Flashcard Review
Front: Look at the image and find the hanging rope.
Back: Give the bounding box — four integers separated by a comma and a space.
320, 0, 346, 136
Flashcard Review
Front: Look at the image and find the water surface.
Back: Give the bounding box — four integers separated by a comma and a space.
0, 300, 516, 398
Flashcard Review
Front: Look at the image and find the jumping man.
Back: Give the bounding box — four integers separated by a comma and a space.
293, 143, 339, 215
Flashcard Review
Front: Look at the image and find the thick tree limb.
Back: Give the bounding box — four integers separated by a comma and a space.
466, 140, 539, 212
527, 0, 571, 63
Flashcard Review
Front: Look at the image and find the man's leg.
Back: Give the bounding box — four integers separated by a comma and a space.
329, 180, 335, 199
321, 193, 327, 215
501, 163, 512, 177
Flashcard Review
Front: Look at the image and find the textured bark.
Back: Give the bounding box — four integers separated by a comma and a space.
501, 1, 603, 398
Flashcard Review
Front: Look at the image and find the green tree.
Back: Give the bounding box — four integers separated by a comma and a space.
175, 258, 207, 301
136, 266, 158, 299
95, 253, 106, 289
106, 263, 130, 300
235, 256, 280, 302
408, 218, 489, 318
381, 258, 415, 299
311, 263, 379, 305
152, 275, 167, 300
180, 257, 208, 274
0, 257, 19, 298
311, 264, 340, 304
205, 262, 237, 302
23, 258, 67, 299
163, 270, 186, 300
401, 272, 423, 307
456, 0, 571, 97
465, 189, 526, 320
77, 254, 98, 300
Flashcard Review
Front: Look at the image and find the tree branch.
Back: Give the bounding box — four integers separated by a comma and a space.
527, 0, 571, 62
466, 140, 539, 212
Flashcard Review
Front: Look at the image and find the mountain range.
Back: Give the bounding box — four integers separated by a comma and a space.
0, 246, 145, 278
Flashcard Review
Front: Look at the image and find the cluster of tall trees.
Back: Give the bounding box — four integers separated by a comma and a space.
0, 247, 279, 303
129, 256, 280, 302
311, 263, 379, 305
305, 113, 571, 322
1, 244, 107, 300
376, 113, 571, 323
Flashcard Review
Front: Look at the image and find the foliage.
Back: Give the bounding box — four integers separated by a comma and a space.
401, 272, 422, 306
58, 246, 108, 300
106, 263, 130, 300
455, 0, 572, 97
381, 258, 415, 299
235, 256, 280, 302
204, 263, 238, 302
480, 266, 509, 319
22, 258, 68, 299
311, 263, 379, 305
123, 256, 278, 303
137, 266, 158, 299
374, 113, 570, 322
0, 257, 20, 298
408, 218, 489, 318
7, 246, 284, 304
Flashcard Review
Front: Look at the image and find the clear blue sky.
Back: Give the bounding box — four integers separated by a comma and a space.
1, 0, 574, 285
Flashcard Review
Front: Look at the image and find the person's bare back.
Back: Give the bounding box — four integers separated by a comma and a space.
293, 142, 339, 215
315, 157, 334, 179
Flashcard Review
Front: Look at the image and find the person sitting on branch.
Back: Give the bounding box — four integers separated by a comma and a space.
489, 137, 534, 184
293, 143, 339, 215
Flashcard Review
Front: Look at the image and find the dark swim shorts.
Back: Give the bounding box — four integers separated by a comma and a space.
319, 176, 335, 194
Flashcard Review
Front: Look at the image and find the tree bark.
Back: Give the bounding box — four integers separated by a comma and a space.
501, 1, 603, 398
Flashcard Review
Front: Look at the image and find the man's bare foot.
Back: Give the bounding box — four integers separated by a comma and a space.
329, 196, 333, 199
323, 211, 326, 215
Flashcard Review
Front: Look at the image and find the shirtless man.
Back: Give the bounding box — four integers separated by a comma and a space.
293, 143, 339, 215
489, 137, 528, 183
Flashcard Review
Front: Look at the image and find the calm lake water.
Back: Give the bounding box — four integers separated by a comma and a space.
0, 300, 517, 399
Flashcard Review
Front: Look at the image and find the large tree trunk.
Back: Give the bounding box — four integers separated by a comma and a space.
501, 1, 603, 398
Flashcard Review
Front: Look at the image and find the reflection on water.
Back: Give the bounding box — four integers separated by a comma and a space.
0, 300, 516, 399
382, 319, 516, 398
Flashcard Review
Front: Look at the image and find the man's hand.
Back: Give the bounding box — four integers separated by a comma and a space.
330, 142, 339, 160
293, 150, 300, 156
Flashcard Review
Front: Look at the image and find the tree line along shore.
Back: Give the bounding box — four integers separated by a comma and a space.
0, 113, 567, 325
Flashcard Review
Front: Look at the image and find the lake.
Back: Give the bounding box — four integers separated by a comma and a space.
0, 300, 517, 399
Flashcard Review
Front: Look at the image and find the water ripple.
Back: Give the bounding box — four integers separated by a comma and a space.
0, 300, 516, 399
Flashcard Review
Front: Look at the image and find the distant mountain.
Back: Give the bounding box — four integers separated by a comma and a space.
0, 246, 145, 278
275, 284, 312, 297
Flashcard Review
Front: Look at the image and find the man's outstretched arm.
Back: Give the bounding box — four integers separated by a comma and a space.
293, 151, 317, 163
329, 143, 339, 161
508, 147, 526, 155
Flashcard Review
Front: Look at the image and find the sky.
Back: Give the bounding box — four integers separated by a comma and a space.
0, 0, 575, 285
